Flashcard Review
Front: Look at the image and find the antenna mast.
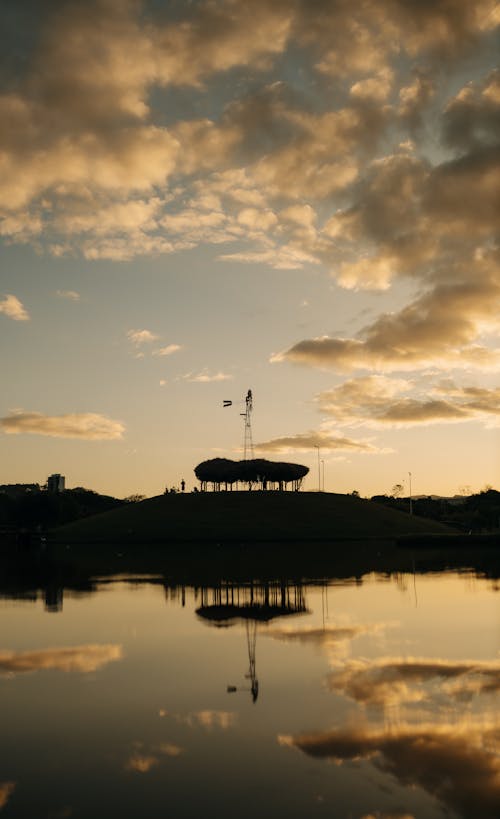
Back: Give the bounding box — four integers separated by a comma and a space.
241, 389, 254, 460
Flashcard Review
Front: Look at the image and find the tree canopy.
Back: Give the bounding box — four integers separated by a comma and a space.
194, 458, 309, 491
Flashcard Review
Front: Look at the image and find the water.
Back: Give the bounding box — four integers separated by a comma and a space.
0, 561, 498, 818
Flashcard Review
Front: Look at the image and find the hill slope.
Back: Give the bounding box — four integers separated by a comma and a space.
51, 491, 455, 544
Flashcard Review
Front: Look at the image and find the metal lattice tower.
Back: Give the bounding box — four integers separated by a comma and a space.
241, 389, 254, 460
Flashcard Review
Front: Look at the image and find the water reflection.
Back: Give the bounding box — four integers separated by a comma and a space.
0, 644, 123, 675
196, 581, 308, 702
0, 548, 498, 819
280, 721, 500, 819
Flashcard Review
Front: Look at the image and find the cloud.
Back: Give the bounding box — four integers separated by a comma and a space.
0, 294, 29, 321
279, 720, 500, 819
0, 411, 125, 440
0, 644, 123, 675
315, 376, 500, 428
256, 430, 381, 454
127, 328, 160, 345
55, 289, 80, 301
273, 269, 500, 372
183, 370, 233, 383
443, 70, 500, 152
0, 783, 15, 811
153, 344, 182, 357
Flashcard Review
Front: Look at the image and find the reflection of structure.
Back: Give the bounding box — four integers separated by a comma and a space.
196, 581, 308, 702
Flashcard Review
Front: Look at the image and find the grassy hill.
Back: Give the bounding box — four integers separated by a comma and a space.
51, 490, 454, 546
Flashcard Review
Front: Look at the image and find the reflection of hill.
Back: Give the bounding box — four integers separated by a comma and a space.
1, 542, 499, 612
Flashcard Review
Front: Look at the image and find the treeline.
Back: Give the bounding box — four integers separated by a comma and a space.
194, 458, 309, 492
371, 488, 500, 532
0, 487, 125, 530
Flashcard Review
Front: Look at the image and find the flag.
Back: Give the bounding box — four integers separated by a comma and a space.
223, 400, 232, 407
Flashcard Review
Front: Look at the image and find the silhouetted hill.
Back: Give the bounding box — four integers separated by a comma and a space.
0, 487, 124, 529
51, 491, 455, 545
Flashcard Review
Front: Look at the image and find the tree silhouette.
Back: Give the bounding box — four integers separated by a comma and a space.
194, 458, 309, 492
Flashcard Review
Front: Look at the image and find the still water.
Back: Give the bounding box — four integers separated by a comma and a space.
0, 563, 498, 818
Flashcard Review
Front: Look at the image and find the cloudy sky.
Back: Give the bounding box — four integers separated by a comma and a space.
1, 0, 499, 497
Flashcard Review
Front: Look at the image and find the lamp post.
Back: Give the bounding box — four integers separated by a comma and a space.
321, 459, 325, 492
314, 445, 320, 492
408, 471, 413, 515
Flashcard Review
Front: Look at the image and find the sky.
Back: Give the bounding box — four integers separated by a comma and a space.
1, 0, 500, 499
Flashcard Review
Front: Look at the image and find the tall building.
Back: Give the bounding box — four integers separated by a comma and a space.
47, 474, 65, 493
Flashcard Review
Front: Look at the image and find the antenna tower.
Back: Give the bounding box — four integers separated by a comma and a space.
241, 389, 254, 460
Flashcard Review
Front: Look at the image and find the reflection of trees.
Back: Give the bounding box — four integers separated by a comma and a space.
194, 458, 309, 492
195, 580, 308, 623
196, 580, 309, 703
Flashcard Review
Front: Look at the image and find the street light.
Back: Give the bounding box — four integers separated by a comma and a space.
321, 459, 325, 492
314, 445, 320, 492
408, 471, 413, 515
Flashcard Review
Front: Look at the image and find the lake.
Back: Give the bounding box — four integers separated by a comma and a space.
0, 553, 499, 818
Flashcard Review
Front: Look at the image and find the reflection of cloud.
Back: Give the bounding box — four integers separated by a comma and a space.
175, 710, 236, 730
265, 623, 385, 647
265, 622, 391, 662
157, 743, 184, 757
125, 754, 159, 773
125, 741, 184, 772
279, 721, 500, 819
361, 814, 414, 819
0, 783, 15, 811
0, 411, 125, 440
0, 294, 29, 321
327, 657, 500, 708
0, 644, 123, 675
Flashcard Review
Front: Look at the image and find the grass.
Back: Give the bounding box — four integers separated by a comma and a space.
51, 490, 454, 547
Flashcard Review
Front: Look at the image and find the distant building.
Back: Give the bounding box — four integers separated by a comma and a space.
47, 474, 65, 493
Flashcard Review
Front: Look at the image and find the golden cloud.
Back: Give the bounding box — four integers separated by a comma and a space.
183, 370, 233, 383
315, 376, 500, 428
274, 267, 500, 372
127, 328, 160, 345
256, 430, 380, 454
0, 411, 125, 440
0, 294, 29, 321
153, 344, 182, 357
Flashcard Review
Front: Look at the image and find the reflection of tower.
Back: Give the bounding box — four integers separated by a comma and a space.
241, 389, 253, 460
244, 619, 258, 702
196, 580, 308, 703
